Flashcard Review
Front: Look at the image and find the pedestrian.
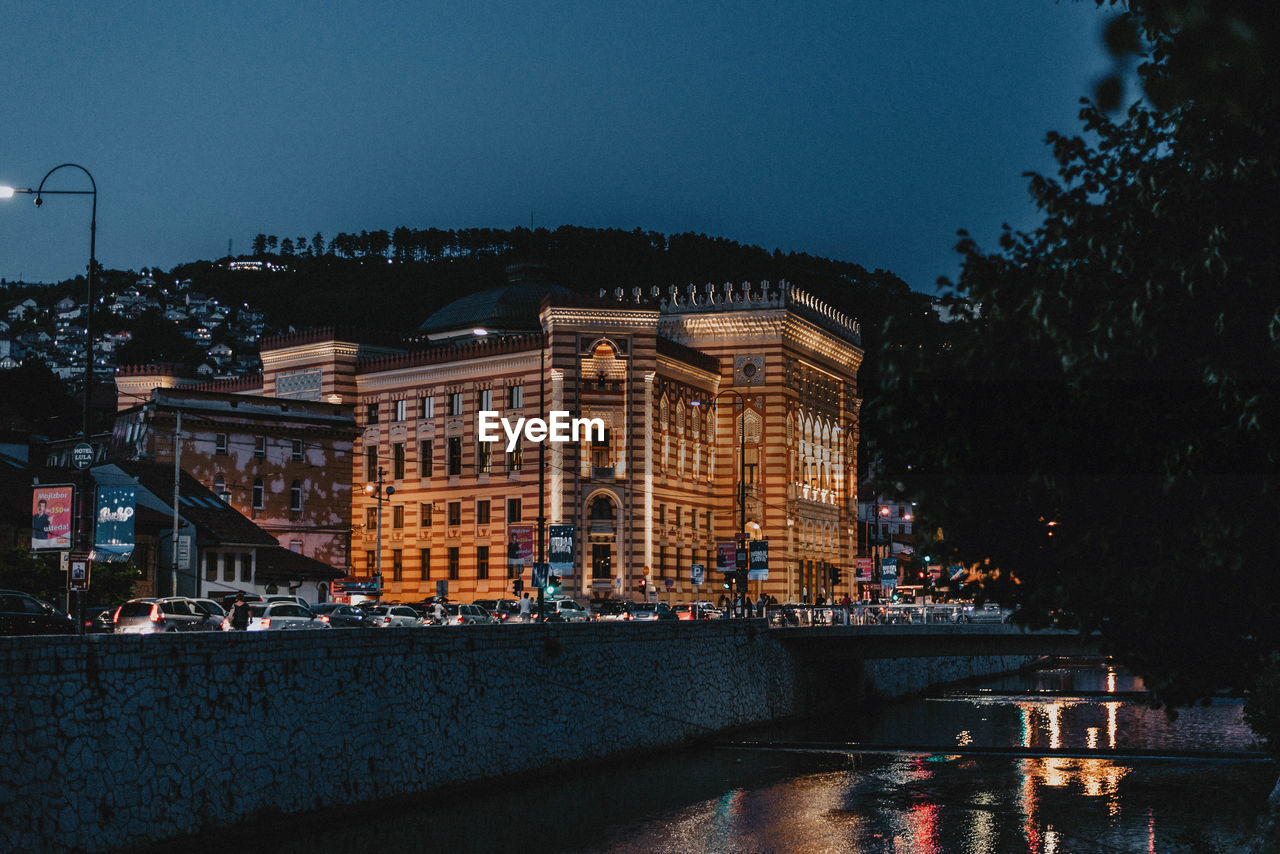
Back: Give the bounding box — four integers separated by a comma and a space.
227, 593, 251, 631
431, 600, 447, 625
519, 591, 532, 622
743, 595, 754, 618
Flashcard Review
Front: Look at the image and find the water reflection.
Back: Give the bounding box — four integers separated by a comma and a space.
188, 662, 1273, 854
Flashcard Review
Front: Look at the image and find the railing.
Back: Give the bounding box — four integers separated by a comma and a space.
763, 603, 1014, 627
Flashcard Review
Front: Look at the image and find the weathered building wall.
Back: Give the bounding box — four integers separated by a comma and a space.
0, 625, 1028, 853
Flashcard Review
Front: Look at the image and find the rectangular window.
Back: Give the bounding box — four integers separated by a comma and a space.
477, 441, 491, 474
392, 443, 405, 479
448, 392, 463, 416
419, 440, 433, 477
366, 550, 376, 570
479, 388, 493, 411
658, 504, 666, 526
421, 396, 435, 419
506, 497, 521, 523
508, 441, 523, 471
391, 549, 403, 582
205, 552, 217, 581
394, 399, 407, 422
222, 552, 234, 582
508, 385, 523, 408
215, 433, 228, 456
252, 480, 264, 510
366, 402, 379, 424
448, 437, 462, 475
420, 502, 433, 527
366, 446, 378, 480
448, 547, 460, 580
447, 501, 461, 526
240, 553, 252, 582
591, 427, 611, 468
289, 481, 302, 512
392, 505, 404, 529
658, 545, 666, 576
366, 507, 378, 530
254, 436, 266, 459
420, 548, 431, 580
476, 499, 490, 525
592, 543, 611, 579
476, 545, 489, 580
291, 439, 303, 461
744, 447, 759, 485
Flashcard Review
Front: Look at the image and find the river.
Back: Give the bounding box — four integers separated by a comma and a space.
206, 658, 1274, 853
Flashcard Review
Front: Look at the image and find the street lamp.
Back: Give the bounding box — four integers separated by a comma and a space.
2, 165, 98, 633
692, 389, 747, 616
364, 467, 394, 591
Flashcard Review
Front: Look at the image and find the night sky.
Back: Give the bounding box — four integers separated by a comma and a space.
2, 1, 1117, 293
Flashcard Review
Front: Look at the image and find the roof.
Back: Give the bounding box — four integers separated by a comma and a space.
417, 265, 572, 337
99, 460, 277, 548
256, 546, 346, 582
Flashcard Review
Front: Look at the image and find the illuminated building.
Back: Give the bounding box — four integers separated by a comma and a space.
116, 266, 862, 604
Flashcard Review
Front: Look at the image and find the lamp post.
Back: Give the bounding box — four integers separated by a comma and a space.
3, 165, 97, 634
692, 389, 747, 616
364, 467, 394, 594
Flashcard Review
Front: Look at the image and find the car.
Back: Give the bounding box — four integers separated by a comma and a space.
192, 598, 228, 621
0, 590, 76, 635
82, 604, 116, 634
673, 603, 721, 621
238, 601, 332, 631
444, 603, 497, 625
593, 600, 635, 621
958, 603, 1012, 624
264, 595, 309, 607
473, 598, 521, 623
114, 597, 221, 633
627, 601, 677, 621
309, 602, 366, 628
361, 604, 426, 628
542, 598, 590, 622
217, 591, 266, 608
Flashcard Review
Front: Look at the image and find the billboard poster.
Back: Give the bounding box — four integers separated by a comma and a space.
716, 541, 737, 572
94, 486, 136, 562
506, 524, 533, 569
880, 557, 898, 588
747, 538, 769, 580
856, 558, 874, 582
547, 525, 575, 575
32, 485, 74, 551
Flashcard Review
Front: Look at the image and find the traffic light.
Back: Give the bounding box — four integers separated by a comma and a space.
831, 566, 843, 586
513, 577, 524, 595
637, 578, 647, 594
545, 575, 561, 597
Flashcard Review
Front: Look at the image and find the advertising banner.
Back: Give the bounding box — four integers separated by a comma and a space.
716, 541, 736, 572
94, 486, 136, 562
506, 524, 533, 569
856, 558, 874, 582
880, 557, 899, 589
748, 538, 769, 580
547, 525, 575, 575
31, 485, 74, 551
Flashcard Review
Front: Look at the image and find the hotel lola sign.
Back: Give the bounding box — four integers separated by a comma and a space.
477, 411, 605, 453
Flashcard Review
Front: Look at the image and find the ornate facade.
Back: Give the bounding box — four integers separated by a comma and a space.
116, 271, 862, 604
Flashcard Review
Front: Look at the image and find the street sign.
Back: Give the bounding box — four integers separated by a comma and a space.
71, 443, 94, 470
664, 577, 674, 589
691, 563, 705, 586
68, 554, 91, 591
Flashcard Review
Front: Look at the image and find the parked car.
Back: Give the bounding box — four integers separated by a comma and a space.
309, 602, 366, 628
239, 601, 331, 631
114, 598, 220, 634
82, 604, 116, 634
673, 603, 721, 621
0, 590, 76, 635
444, 603, 497, 625
542, 598, 590, 622
361, 604, 426, 628
593, 600, 635, 621
629, 601, 678, 622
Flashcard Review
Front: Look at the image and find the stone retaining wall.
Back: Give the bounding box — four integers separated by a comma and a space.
0, 623, 1028, 852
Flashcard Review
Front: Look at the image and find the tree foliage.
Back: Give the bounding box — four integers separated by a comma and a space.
869, 4, 1279, 708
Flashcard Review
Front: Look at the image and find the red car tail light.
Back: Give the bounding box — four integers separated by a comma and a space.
150, 605, 163, 623
261, 618, 272, 628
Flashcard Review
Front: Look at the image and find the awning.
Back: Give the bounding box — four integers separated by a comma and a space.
256, 546, 347, 582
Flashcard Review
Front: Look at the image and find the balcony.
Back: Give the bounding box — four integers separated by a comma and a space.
592, 466, 615, 480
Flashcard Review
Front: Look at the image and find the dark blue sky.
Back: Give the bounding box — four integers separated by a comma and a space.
2, 1, 1117, 293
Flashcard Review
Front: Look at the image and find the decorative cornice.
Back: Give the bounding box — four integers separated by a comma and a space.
357, 351, 542, 390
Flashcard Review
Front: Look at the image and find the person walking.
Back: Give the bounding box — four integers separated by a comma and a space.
227, 593, 251, 631
518, 591, 532, 622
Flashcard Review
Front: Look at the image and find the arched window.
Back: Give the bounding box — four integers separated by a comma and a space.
589, 496, 616, 520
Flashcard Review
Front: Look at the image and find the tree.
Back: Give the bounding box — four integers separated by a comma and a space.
251, 233, 267, 257
869, 7, 1279, 713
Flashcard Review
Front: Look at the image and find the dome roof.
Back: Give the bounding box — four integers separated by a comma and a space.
417, 265, 572, 339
